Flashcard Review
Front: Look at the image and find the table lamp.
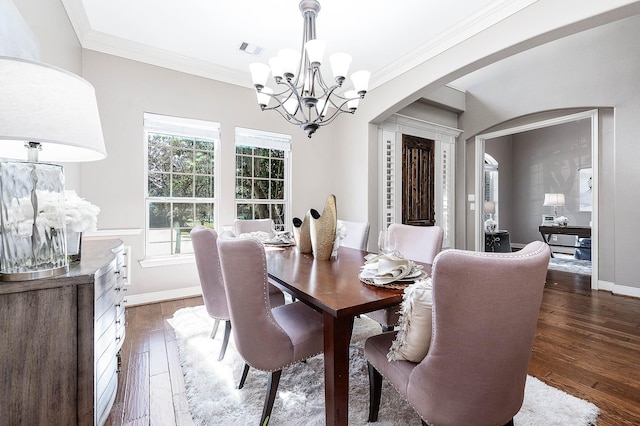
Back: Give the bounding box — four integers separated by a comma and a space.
543, 193, 565, 217
0, 56, 106, 281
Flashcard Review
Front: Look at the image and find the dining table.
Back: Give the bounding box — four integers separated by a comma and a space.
264, 245, 431, 426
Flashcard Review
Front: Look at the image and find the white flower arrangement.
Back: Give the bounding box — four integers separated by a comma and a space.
63, 190, 100, 232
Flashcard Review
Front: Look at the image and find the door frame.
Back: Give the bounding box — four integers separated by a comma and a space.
474, 109, 599, 289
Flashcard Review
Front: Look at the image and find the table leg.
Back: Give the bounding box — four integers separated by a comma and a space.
540, 231, 556, 258
323, 312, 352, 426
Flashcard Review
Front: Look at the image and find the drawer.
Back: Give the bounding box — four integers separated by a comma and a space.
96, 353, 118, 419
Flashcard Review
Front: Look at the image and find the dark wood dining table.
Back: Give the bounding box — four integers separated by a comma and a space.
264, 245, 430, 426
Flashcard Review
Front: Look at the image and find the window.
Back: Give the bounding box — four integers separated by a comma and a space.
235, 127, 291, 231
144, 113, 220, 257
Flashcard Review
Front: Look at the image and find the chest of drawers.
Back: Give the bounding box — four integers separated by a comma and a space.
0, 239, 127, 425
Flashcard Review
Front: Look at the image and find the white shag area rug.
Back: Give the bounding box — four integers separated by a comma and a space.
169, 306, 600, 426
548, 258, 592, 275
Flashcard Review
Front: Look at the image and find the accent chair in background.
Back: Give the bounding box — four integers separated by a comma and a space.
338, 219, 371, 251
366, 224, 444, 331
190, 226, 285, 360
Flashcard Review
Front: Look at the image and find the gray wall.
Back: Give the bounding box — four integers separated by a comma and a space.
487, 120, 592, 248
458, 15, 640, 289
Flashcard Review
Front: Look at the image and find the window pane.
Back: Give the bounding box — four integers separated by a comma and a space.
195, 203, 215, 227
172, 137, 194, 148
236, 145, 252, 155
254, 204, 270, 219
195, 139, 215, 150
271, 158, 284, 179
254, 157, 269, 178
149, 202, 171, 228
271, 149, 284, 159
148, 145, 171, 172
194, 175, 214, 198
236, 178, 251, 199
173, 148, 194, 173
172, 202, 194, 227
271, 180, 284, 200
148, 134, 171, 147
236, 155, 252, 177
148, 172, 170, 197
253, 179, 269, 199
172, 174, 193, 197
254, 147, 270, 157
195, 150, 214, 174
271, 204, 285, 230
236, 203, 253, 219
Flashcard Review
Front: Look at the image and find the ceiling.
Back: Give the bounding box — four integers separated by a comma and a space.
61, 0, 537, 92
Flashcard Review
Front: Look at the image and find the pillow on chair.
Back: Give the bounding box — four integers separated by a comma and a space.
387, 277, 433, 362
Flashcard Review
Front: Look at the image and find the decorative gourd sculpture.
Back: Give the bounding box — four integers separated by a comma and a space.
310, 195, 337, 260
293, 209, 318, 253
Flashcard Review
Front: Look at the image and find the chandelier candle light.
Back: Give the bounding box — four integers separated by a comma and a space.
249, 0, 370, 138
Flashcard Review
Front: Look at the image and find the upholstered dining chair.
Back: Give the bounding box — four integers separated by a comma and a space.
232, 218, 276, 236
217, 237, 324, 426
338, 219, 371, 251
364, 241, 550, 426
190, 226, 285, 360
366, 224, 444, 331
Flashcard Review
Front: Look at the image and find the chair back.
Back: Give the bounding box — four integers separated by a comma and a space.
217, 237, 298, 370
338, 220, 370, 251
388, 223, 443, 263
190, 226, 229, 320
408, 241, 550, 425
232, 218, 275, 236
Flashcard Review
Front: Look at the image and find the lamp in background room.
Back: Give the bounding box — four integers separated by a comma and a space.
483, 200, 497, 232
543, 193, 565, 217
0, 56, 106, 281
248, 0, 370, 138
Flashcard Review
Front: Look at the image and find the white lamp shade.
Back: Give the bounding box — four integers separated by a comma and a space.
249, 62, 270, 87
484, 201, 496, 214
268, 57, 284, 80
283, 98, 299, 115
256, 87, 272, 107
543, 193, 565, 206
304, 39, 326, 65
329, 52, 352, 81
0, 56, 106, 162
350, 70, 371, 93
345, 90, 359, 109
278, 49, 300, 77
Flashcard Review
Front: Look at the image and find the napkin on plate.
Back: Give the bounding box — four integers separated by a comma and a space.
361, 253, 416, 285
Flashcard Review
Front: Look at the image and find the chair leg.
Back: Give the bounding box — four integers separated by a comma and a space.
503, 419, 514, 426
382, 325, 394, 332
238, 363, 250, 389
260, 370, 282, 426
210, 319, 220, 339
218, 320, 232, 361
367, 362, 382, 422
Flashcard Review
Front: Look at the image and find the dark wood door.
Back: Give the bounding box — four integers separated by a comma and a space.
402, 134, 435, 226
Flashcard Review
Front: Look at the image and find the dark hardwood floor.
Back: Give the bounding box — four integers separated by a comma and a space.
106, 269, 640, 425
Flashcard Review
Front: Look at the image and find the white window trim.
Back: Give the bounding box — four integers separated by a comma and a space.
142, 112, 221, 263
234, 127, 292, 232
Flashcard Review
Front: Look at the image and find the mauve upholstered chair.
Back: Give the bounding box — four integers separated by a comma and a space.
366, 224, 444, 331
365, 241, 550, 426
190, 226, 285, 360
338, 219, 371, 251
217, 237, 324, 426
232, 218, 276, 236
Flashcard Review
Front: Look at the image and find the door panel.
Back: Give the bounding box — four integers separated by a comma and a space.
402, 134, 435, 226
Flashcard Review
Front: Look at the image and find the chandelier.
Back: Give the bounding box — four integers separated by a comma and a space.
249, 0, 370, 138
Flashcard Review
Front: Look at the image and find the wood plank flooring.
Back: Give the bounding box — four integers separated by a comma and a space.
106, 270, 640, 425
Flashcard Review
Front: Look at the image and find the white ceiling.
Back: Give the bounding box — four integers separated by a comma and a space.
61, 0, 537, 91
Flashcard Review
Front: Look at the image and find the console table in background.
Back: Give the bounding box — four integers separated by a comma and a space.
539, 225, 591, 258
0, 239, 127, 425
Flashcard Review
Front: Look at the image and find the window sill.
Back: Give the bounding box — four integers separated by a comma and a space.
139, 254, 195, 268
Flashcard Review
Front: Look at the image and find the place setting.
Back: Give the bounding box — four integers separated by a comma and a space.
358, 230, 428, 289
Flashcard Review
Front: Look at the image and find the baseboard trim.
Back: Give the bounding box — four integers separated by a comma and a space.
598, 280, 640, 299
126, 286, 202, 307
